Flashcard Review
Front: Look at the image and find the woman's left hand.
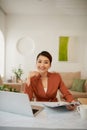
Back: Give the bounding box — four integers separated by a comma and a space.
66, 104, 76, 111
66, 100, 78, 111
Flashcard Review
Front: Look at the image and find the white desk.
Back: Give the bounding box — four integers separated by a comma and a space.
0, 102, 87, 130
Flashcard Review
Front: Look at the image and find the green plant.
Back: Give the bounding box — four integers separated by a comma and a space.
0, 85, 19, 92
12, 65, 23, 80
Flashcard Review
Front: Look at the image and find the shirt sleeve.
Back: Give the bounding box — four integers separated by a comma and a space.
59, 76, 74, 102
24, 83, 34, 101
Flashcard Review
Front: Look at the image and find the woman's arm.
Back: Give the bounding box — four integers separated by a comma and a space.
24, 71, 40, 101
26, 71, 40, 86
58, 75, 77, 110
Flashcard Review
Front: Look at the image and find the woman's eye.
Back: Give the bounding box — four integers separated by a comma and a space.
37, 60, 49, 64
44, 61, 48, 64
38, 61, 41, 63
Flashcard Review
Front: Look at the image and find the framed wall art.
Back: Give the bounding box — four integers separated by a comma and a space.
58, 36, 78, 62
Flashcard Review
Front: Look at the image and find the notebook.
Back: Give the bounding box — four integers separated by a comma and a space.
0, 91, 44, 117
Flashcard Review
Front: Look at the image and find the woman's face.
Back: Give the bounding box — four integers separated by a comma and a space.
36, 55, 51, 73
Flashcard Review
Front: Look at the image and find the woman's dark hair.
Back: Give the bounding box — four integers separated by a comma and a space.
36, 51, 52, 64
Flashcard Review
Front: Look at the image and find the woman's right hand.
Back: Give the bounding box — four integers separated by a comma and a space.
29, 71, 40, 78
26, 71, 40, 86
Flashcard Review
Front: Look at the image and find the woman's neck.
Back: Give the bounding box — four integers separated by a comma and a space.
40, 72, 48, 78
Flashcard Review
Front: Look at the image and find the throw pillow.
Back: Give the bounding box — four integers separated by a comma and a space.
71, 79, 86, 92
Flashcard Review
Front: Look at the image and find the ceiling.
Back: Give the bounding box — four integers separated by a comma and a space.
0, 0, 87, 16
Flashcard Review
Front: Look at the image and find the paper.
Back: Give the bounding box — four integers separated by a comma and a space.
43, 101, 80, 108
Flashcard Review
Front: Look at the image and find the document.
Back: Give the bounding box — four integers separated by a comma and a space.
43, 101, 80, 108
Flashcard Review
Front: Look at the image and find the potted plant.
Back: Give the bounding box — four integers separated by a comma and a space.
12, 65, 23, 83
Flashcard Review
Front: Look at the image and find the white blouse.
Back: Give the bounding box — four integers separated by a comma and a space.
44, 87, 47, 93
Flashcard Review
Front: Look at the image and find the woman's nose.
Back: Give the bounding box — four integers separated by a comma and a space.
40, 63, 45, 67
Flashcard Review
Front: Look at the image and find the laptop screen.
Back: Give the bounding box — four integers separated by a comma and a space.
0, 91, 44, 117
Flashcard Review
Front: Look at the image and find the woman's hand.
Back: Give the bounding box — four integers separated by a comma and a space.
66, 104, 77, 111
26, 71, 40, 86
66, 100, 77, 111
29, 71, 40, 78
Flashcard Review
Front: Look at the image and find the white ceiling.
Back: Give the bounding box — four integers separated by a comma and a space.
0, 0, 87, 15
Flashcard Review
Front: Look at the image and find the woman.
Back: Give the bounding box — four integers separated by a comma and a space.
24, 51, 76, 110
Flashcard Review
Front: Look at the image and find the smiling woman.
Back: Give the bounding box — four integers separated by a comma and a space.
0, 30, 5, 78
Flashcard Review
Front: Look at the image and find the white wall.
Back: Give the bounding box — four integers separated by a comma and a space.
0, 9, 6, 78
5, 14, 87, 80
0, 10, 6, 35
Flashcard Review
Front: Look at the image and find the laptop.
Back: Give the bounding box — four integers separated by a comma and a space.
0, 91, 44, 117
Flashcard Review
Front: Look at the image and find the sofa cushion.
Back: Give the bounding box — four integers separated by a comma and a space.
59, 72, 81, 89
84, 80, 87, 92
70, 79, 86, 92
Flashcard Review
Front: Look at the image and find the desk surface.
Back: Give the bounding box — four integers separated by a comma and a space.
3, 82, 22, 85
0, 102, 87, 130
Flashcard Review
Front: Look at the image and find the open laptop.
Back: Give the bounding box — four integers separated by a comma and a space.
0, 91, 44, 117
